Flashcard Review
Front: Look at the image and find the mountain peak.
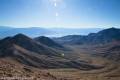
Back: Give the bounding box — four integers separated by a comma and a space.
105, 27, 119, 31
98, 27, 120, 34
39, 36, 50, 40
35, 36, 64, 48
12, 34, 32, 42
14, 33, 28, 38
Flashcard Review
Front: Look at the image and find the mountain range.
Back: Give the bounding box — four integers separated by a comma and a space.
54, 27, 120, 45
0, 33, 100, 69
53, 27, 120, 62
0, 27, 120, 80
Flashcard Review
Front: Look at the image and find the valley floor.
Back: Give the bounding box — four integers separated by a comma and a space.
45, 45, 120, 80
46, 58, 120, 80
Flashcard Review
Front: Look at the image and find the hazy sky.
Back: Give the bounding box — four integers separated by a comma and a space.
0, 0, 120, 28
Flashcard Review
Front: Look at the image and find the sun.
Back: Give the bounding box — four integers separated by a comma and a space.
49, 0, 64, 21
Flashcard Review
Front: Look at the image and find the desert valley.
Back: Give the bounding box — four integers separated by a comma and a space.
0, 0, 120, 79
0, 28, 120, 80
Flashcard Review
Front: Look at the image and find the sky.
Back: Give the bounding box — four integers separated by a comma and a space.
0, 0, 120, 28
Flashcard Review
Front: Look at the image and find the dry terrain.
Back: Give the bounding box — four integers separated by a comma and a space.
0, 45, 120, 80
45, 45, 120, 80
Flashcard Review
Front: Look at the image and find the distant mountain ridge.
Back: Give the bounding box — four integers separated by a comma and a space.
0, 26, 103, 38
54, 28, 120, 45
0, 26, 53, 38
50, 28, 103, 37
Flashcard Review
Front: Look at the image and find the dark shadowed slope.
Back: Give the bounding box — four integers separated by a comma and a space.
0, 34, 64, 68
0, 34, 59, 56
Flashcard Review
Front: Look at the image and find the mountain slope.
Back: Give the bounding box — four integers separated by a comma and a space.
0, 34, 59, 56
0, 34, 62, 68
91, 41, 120, 61
0, 34, 101, 69
86, 27, 120, 44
